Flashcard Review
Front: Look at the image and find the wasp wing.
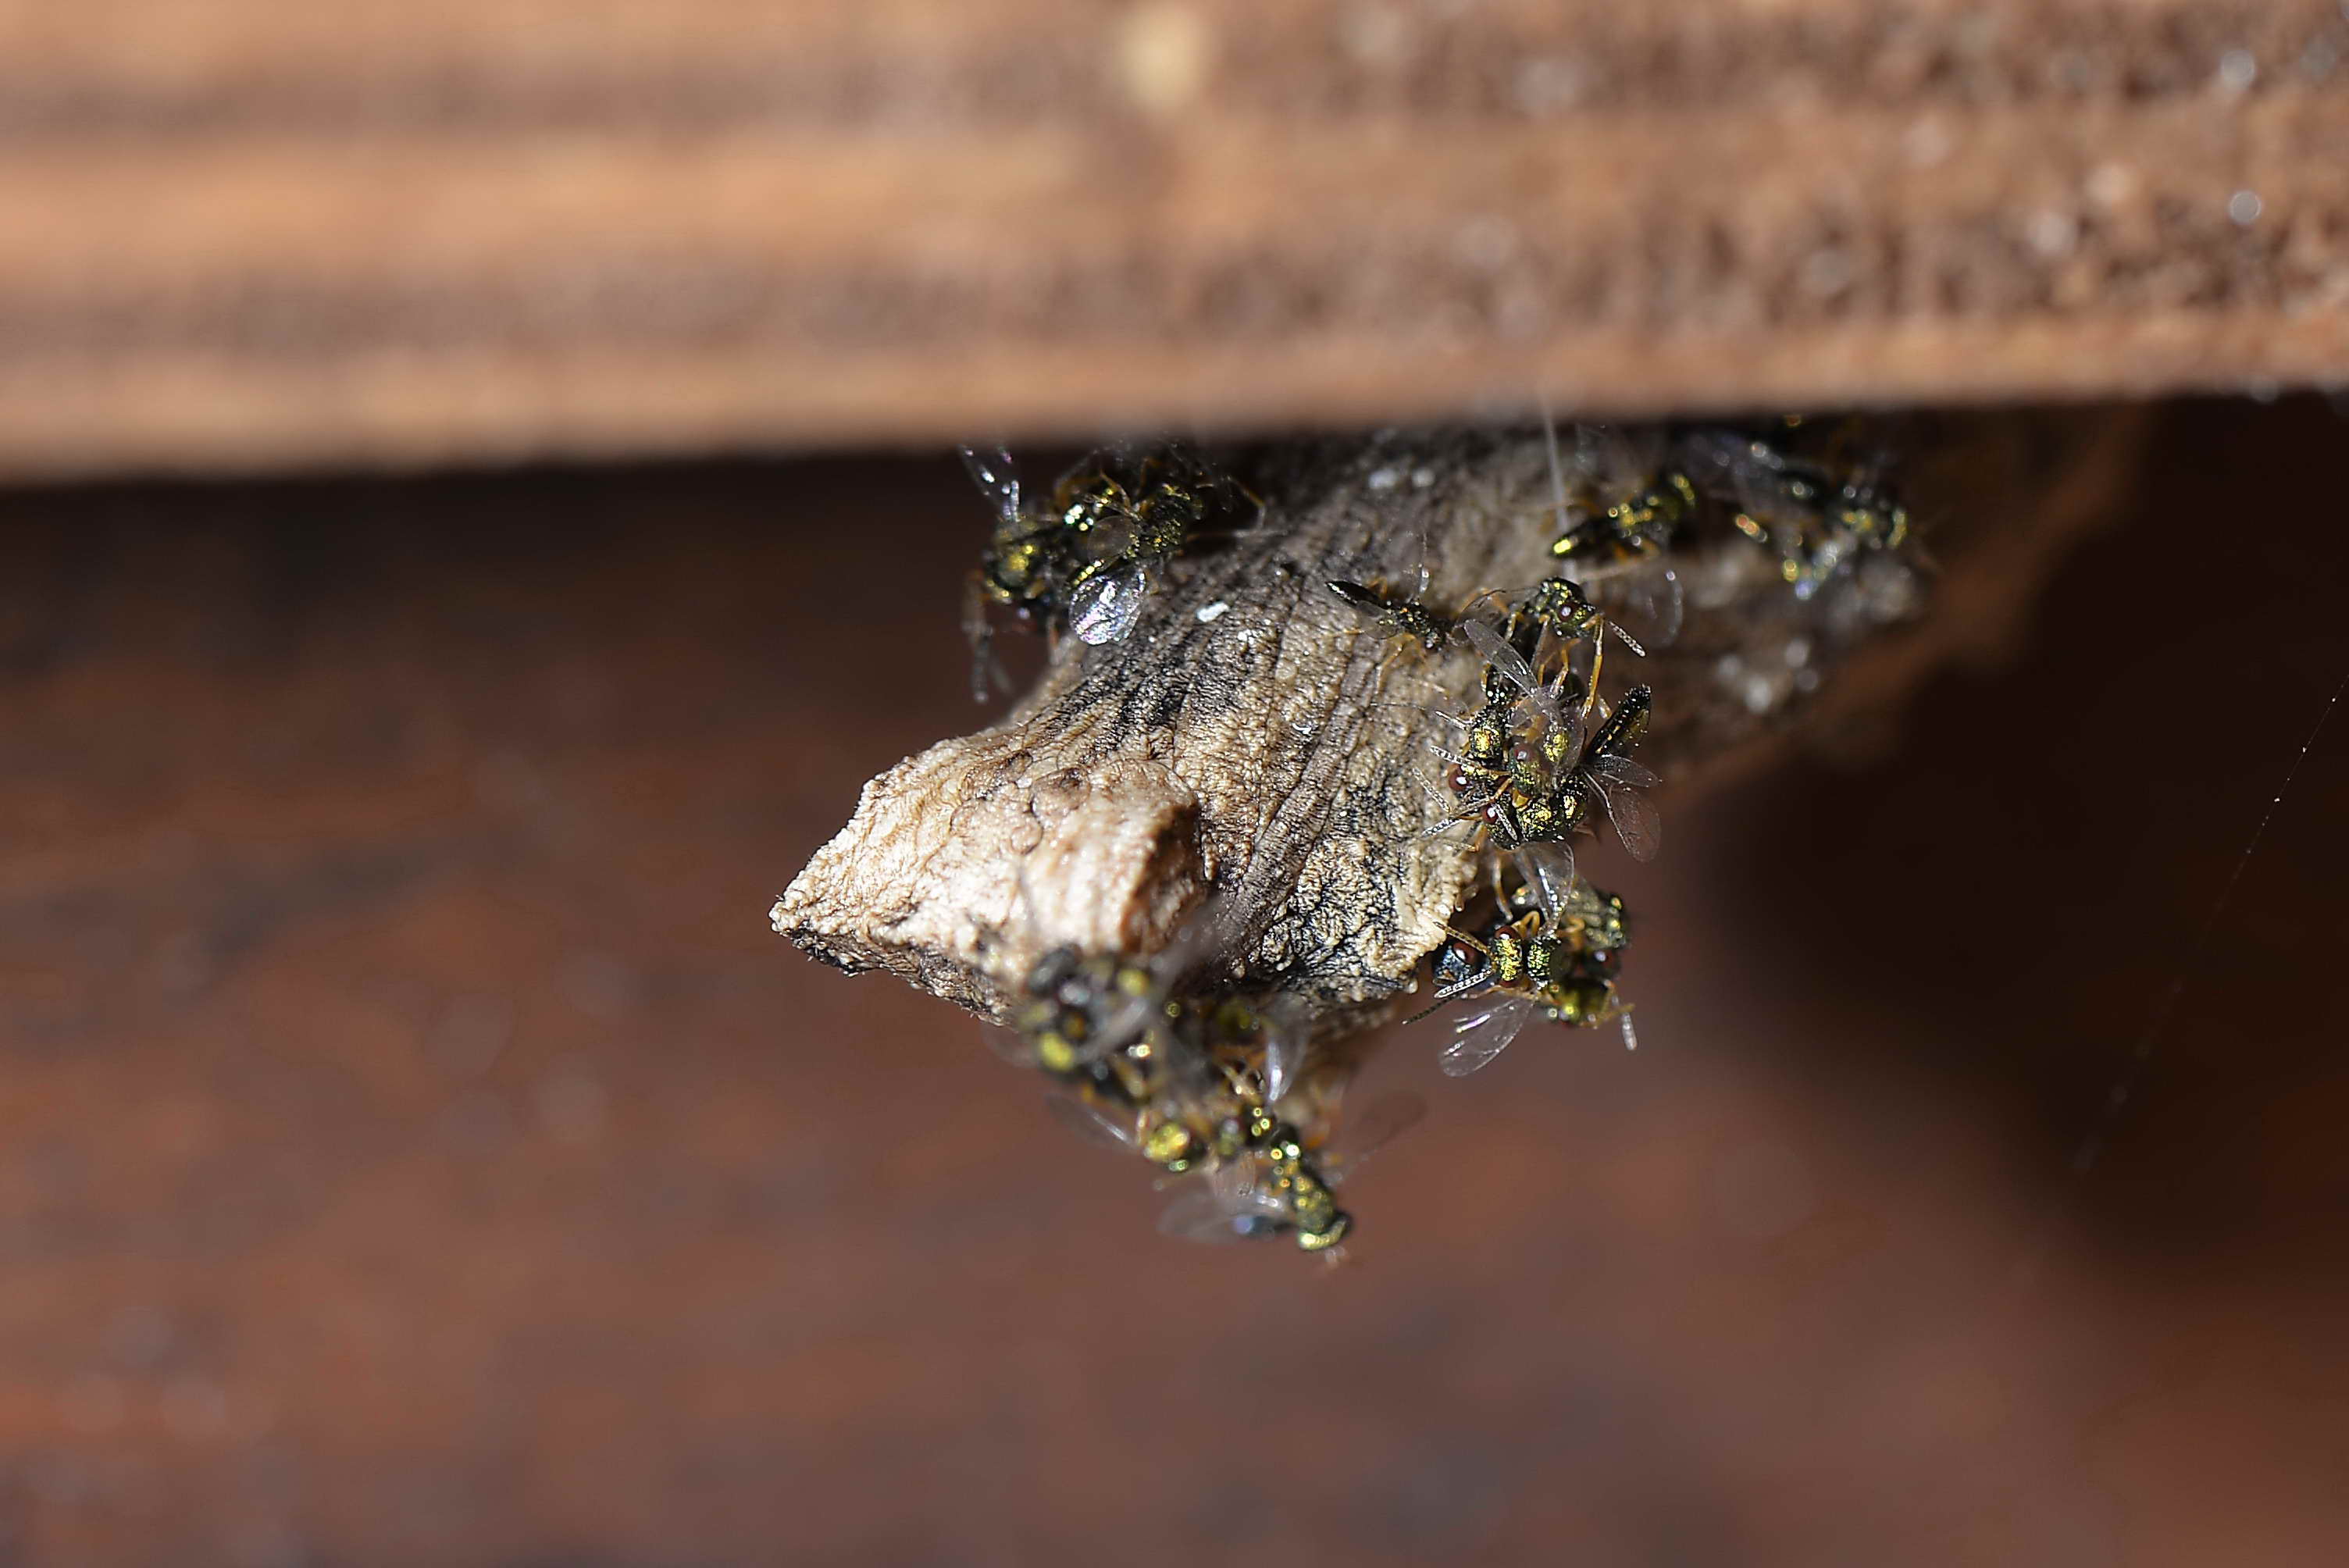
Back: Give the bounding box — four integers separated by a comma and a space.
1587, 755, 1663, 862
1262, 1017, 1303, 1107
982, 1022, 1038, 1067
1043, 1093, 1139, 1153
957, 444, 1022, 524
1318, 1090, 1428, 1185
1157, 1185, 1291, 1243
1574, 422, 1667, 507
1463, 618, 1567, 725
1514, 841, 1578, 919
1438, 993, 1535, 1078
1674, 429, 1799, 524
1068, 563, 1150, 646
1463, 616, 1538, 694
1588, 753, 1658, 790
1590, 561, 1684, 652
1528, 695, 1584, 773
1160, 1153, 1288, 1243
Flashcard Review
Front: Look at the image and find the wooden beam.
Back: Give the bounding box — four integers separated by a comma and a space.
0, 1, 2342, 474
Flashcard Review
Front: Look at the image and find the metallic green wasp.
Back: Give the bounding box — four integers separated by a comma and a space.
958, 443, 1260, 697
1036, 978, 1421, 1256
1326, 572, 1466, 655
1443, 684, 1660, 879
1417, 876, 1637, 1074
1012, 944, 1166, 1078
1431, 687, 1518, 809
1155, 1084, 1425, 1255
1538, 420, 1688, 650
959, 445, 1075, 699
1674, 426, 1911, 599
1003, 886, 1395, 1258
1022, 943, 1260, 1183
1050, 447, 1258, 646
1552, 469, 1699, 567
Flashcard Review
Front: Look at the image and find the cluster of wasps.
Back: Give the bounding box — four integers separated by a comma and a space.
997, 937, 1422, 1254
1348, 416, 1914, 1079
956, 442, 1260, 700
957, 440, 1413, 1255
954, 417, 1914, 1257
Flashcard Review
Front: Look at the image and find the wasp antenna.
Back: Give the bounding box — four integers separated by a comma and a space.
1403, 994, 1456, 1026
1538, 397, 1570, 529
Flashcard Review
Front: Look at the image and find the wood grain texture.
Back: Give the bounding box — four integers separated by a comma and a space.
0, 1, 2342, 475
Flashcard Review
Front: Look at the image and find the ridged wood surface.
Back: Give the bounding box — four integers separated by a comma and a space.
0, 2, 2344, 472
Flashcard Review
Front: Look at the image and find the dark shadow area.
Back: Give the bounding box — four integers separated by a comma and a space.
1702, 397, 2349, 1274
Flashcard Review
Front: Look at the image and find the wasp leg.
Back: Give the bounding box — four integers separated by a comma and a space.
1581, 622, 1607, 725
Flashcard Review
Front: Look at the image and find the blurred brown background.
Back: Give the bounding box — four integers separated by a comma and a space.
2, 394, 2344, 1565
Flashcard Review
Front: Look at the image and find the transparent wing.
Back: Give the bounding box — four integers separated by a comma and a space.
1571, 422, 1634, 502
1262, 1020, 1302, 1107
1634, 564, 1685, 647
1674, 429, 1788, 521
1588, 754, 1659, 791
1574, 422, 1666, 506
957, 444, 1021, 524
1592, 561, 1684, 651
1244, 988, 1322, 1109
1745, 460, 1827, 530
1156, 1151, 1289, 1242
1438, 993, 1535, 1077
1091, 990, 1160, 1062
1154, 884, 1257, 1004
1157, 1033, 1224, 1104
982, 1022, 1036, 1067
1539, 700, 1584, 769
1462, 619, 1562, 723
1669, 427, 1745, 486
1458, 585, 1516, 623
1319, 1090, 1427, 1184
1068, 563, 1149, 646
1043, 1093, 1139, 1153
1208, 1151, 1260, 1206
1514, 842, 1578, 918
1157, 1185, 1290, 1244
1588, 761, 1663, 862
1463, 617, 1538, 695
